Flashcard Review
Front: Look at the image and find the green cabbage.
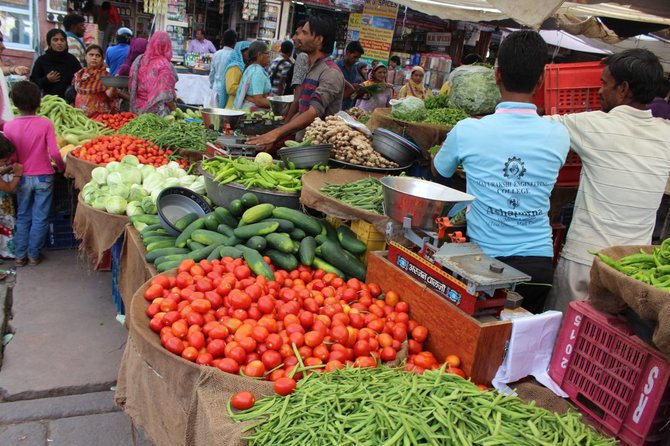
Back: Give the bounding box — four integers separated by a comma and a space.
121, 154, 140, 166
91, 167, 108, 185
105, 161, 120, 173
254, 152, 273, 168
143, 172, 165, 194
447, 66, 500, 115
178, 175, 197, 187
126, 201, 144, 217
187, 176, 206, 195
140, 164, 156, 181
128, 184, 148, 202
92, 195, 108, 210
108, 183, 130, 200
106, 171, 124, 187
390, 97, 427, 122
105, 196, 127, 215
82, 182, 98, 204
141, 196, 156, 214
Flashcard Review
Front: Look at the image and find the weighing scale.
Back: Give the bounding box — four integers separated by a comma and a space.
381, 176, 530, 317
205, 136, 260, 158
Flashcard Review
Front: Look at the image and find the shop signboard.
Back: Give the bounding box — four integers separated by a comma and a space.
347, 13, 361, 41
302, 0, 365, 12
426, 32, 451, 48
359, 0, 398, 65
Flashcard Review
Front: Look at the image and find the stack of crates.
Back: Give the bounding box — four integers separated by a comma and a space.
325, 216, 387, 265
46, 174, 78, 250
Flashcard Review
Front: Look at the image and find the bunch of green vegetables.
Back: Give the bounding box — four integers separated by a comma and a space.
201, 155, 307, 192
425, 107, 470, 126
231, 365, 615, 446
425, 93, 450, 110
320, 178, 384, 214
118, 113, 171, 140
119, 114, 215, 152
595, 238, 670, 290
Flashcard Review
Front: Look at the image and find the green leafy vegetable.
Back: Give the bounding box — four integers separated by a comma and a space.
448, 66, 501, 115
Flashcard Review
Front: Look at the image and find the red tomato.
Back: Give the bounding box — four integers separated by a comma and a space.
243, 360, 266, 378
273, 377, 297, 396
206, 339, 226, 358
144, 284, 164, 301
261, 349, 282, 370
411, 325, 428, 343
217, 358, 240, 374
165, 337, 185, 355
230, 391, 255, 410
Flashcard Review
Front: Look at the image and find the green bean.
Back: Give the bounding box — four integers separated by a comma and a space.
321, 178, 384, 214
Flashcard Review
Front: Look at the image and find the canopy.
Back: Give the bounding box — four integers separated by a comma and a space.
392, 0, 670, 29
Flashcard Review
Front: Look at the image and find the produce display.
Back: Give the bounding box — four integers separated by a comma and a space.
304, 116, 398, 169
167, 107, 203, 121
92, 112, 137, 130
595, 238, 670, 290
390, 96, 426, 122
36, 95, 109, 145
424, 93, 450, 110
391, 95, 469, 127
320, 178, 384, 214
346, 106, 370, 125
424, 107, 470, 126
118, 113, 215, 152
118, 113, 170, 139
81, 155, 205, 216
447, 66, 501, 115
230, 366, 614, 446
201, 155, 306, 192
71, 134, 188, 168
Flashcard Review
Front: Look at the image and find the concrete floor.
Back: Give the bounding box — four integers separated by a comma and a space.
0, 249, 153, 445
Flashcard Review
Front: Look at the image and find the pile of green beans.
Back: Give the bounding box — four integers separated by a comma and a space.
320, 178, 384, 214
595, 237, 670, 290
231, 366, 614, 446
119, 115, 216, 152
118, 113, 170, 140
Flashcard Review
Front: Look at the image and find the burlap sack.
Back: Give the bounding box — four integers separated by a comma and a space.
73, 194, 129, 268
513, 379, 572, 415
590, 245, 670, 360
300, 169, 390, 234
118, 225, 157, 319
64, 155, 97, 190
116, 271, 274, 446
366, 108, 451, 163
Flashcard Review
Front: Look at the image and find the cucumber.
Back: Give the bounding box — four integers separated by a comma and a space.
246, 235, 267, 251
175, 217, 207, 248
265, 249, 298, 271
147, 239, 177, 252
203, 212, 220, 231
233, 221, 280, 240
130, 214, 160, 225
337, 225, 367, 255
236, 245, 274, 281
299, 236, 316, 265
216, 223, 235, 237
154, 253, 189, 266
320, 219, 339, 242
145, 247, 190, 263
316, 239, 366, 280
140, 223, 163, 236
187, 240, 206, 251
142, 235, 177, 246
220, 246, 244, 259
265, 232, 294, 254
185, 244, 220, 261
312, 257, 345, 278
242, 203, 275, 224
292, 240, 300, 254
272, 207, 322, 236
190, 229, 229, 246
156, 259, 182, 273
229, 199, 244, 217
289, 227, 306, 240
174, 212, 199, 232
214, 207, 238, 227
140, 229, 168, 240
264, 218, 295, 233
240, 192, 259, 209
207, 244, 225, 261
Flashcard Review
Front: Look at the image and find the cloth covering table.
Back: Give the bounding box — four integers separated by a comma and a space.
176, 73, 214, 106
118, 225, 157, 320
64, 155, 97, 191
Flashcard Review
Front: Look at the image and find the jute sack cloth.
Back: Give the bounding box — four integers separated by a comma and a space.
366, 108, 451, 164
590, 245, 670, 360
115, 270, 274, 446
64, 154, 97, 190
72, 193, 128, 268
300, 169, 390, 234
118, 225, 157, 320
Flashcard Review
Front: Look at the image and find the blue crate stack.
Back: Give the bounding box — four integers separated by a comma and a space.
46, 174, 79, 250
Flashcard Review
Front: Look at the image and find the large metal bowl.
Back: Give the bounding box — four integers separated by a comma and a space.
156, 187, 213, 236
100, 75, 129, 88
201, 108, 246, 131
268, 95, 293, 116
278, 144, 332, 169
372, 128, 420, 166
380, 176, 475, 230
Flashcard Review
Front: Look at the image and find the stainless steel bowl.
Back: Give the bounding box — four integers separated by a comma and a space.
201, 108, 246, 131
157, 187, 213, 236
268, 95, 294, 116
100, 75, 129, 88
380, 176, 475, 230
278, 144, 332, 169
372, 129, 420, 166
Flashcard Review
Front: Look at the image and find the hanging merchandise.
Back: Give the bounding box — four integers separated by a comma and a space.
242, 0, 259, 21
145, 0, 168, 15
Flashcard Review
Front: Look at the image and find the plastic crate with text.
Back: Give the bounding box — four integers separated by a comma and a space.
544, 62, 603, 115
549, 301, 670, 446
350, 220, 387, 266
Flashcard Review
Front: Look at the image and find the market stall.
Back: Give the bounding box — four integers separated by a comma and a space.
176, 72, 214, 106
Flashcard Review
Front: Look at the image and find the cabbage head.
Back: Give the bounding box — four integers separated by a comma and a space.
163, 177, 180, 189
128, 184, 148, 202
105, 196, 127, 215
140, 164, 156, 181
105, 161, 120, 173
126, 201, 144, 217
82, 182, 98, 204
120, 166, 142, 185
91, 167, 108, 185
187, 176, 206, 195
143, 172, 165, 194
106, 171, 124, 187
447, 66, 500, 115
178, 175, 197, 187
108, 182, 130, 200
390, 96, 427, 122
92, 195, 108, 210
121, 155, 140, 166
254, 152, 273, 168
141, 196, 157, 214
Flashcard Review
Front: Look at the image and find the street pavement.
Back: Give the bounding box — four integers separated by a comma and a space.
0, 249, 154, 445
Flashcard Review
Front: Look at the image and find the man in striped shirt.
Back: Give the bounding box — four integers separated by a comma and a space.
546, 49, 670, 313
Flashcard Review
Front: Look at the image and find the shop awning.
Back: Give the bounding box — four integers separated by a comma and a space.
391, 0, 670, 29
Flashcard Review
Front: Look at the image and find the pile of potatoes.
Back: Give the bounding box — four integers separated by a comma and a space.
304, 116, 398, 169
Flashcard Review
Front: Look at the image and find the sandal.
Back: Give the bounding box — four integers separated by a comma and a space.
15, 258, 27, 267
28, 257, 41, 266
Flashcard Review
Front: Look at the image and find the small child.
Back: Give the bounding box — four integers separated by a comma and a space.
4, 81, 65, 266
0, 135, 23, 259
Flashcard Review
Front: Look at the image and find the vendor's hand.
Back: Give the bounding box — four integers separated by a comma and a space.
247, 129, 282, 151
13, 66, 29, 76
46, 71, 61, 83
12, 163, 23, 177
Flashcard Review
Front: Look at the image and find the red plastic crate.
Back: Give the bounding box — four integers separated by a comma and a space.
544, 62, 603, 115
556, 150, 582, 187
549, 301, 670, 446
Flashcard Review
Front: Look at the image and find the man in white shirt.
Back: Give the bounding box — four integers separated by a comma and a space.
546, 49, 670, 313
209, 29, 237, 99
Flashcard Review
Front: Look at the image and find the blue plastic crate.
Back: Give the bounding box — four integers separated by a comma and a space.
46, 211, 78, 250
50, 174, 76, 216
111, 236, 124, 315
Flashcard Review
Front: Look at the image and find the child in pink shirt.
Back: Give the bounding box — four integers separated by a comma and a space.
4, 81, 65, 266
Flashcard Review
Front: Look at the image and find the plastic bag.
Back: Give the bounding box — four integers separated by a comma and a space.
390, 96, 426, 122
447, 65, 500, 115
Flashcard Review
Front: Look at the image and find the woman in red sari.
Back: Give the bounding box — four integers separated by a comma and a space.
72, 45, 118, 118
128, 32, 177, 116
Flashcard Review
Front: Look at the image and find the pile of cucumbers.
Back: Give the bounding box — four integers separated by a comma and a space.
137, 192, 369, 280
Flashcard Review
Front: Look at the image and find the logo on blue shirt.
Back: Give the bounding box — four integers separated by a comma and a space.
503, 156, 526, 179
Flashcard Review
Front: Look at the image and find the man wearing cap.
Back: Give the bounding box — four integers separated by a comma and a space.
63, 14, 87, 67
106, 27, 132, 76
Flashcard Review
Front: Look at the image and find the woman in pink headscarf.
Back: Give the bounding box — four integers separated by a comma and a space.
128, 32, 177, 116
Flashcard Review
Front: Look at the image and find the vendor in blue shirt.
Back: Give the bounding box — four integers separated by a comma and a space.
105, 27, 132, 76
336, 41, 365, 110
432, 30, 570, 313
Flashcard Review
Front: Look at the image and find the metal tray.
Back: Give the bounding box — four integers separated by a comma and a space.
329, 158, 413, 174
